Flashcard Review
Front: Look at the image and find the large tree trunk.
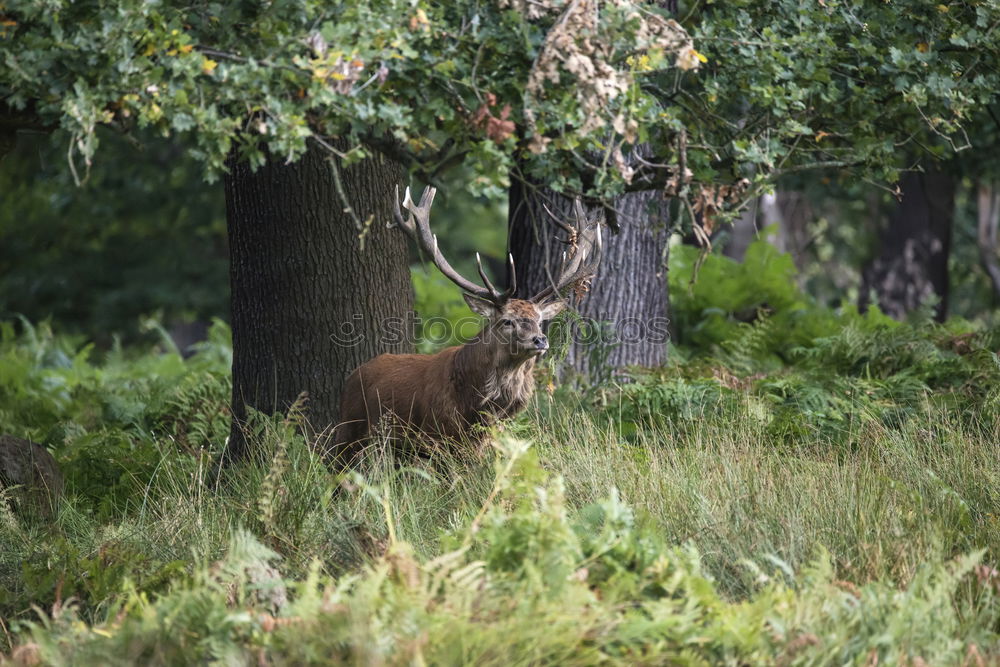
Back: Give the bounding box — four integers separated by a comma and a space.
508, 179, 670, 383
221, 143, 413, 465
860, 165, 954, 322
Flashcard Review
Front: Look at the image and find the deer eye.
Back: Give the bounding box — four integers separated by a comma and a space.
499, 318, 513, 328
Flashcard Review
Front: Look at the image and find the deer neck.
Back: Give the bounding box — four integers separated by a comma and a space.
453, 336, 536, 414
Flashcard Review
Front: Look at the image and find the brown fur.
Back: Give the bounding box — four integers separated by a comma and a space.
329, 298, 562, 464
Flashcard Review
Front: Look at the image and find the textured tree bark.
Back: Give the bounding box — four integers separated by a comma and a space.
860, 165, 954, 322
508, 179, 670, 383
221, 142, 413, 465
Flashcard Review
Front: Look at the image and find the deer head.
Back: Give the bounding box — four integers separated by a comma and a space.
390, 186, 602, 360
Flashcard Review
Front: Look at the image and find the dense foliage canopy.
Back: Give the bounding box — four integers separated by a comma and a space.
3, 0, 999, 223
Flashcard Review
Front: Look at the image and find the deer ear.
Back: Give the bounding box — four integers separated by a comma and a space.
463, 293, 499, 318
536, 300, 567, 321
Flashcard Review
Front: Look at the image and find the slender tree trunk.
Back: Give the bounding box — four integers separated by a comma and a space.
221, 142, 413, 465
977, 182, 1000, 300
770, 191, 813, 273
508, 179, 670, 383
859, 165, 954, 322
722, 202, 758, 262
725, 191, 811, 270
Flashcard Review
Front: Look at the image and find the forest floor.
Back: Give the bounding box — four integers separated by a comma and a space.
0, 316, 998, 665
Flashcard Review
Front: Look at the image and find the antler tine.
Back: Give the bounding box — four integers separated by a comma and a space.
572, 197, 587, 226
389, 185, 412, 231
475, 251, 520, 302
541, 201, 576, 238
404, 185, 435, 229
507, 252, 517, 297
389, 184, 501, 303
474, 253, 502, 301
531, 198, 603, 303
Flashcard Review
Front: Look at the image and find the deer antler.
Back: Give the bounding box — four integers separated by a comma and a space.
389, 185, 516, 305
532, 198, 604, 303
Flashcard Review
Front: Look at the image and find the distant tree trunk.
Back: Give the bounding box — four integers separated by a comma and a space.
860, 165, 954, 322
508, 179, 670, 383
725, 191, 812, 271
221, 142, 413, 465
767, 191, 814, 278
722, 202, 758, 262
977, 182, 1000, 300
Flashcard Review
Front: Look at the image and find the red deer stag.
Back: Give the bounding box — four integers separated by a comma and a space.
328, 186, 602, 464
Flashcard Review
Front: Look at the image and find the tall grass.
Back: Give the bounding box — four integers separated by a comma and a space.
527, 399, 999, 596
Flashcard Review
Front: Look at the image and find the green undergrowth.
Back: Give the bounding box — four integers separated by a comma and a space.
0, 311, 998, 664
611, 316, 1000, 448
5, 441, 999, 666
656, 238, 1000, 446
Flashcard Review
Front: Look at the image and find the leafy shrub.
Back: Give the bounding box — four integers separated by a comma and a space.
669, 236, 897, 360
614, 373, 740, 434
0, 318, 232, 515
647, 238, 1000, 444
